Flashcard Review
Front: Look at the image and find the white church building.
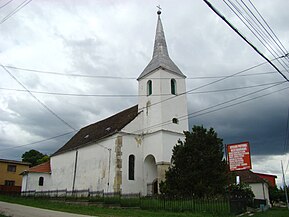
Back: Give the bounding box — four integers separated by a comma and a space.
21, 10, 189, 196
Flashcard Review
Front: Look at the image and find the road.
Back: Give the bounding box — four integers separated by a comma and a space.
0, 201, 96, 217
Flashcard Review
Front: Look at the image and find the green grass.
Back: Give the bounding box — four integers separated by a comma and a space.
0, 194, 231, 217
243, 207, 289, 217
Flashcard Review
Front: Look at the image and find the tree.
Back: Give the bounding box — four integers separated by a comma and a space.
22, 149, 49, 167
269, 186, 287, 205
227, 183, 254, 205
160, 125, 229, 197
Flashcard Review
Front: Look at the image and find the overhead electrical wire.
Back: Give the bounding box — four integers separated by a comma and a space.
142, 81, 288, 131
203, 0, 289, 82
239, 0, 288, 57
1, 64, 77, 131
138, 57, 286, 112
223, 0, 289, 71
1, 79, 288, 154
1, 56, 286, 153
2, 1, 289, 154
0, 81, 284, 97
0, 0, 32, 24
3, 65, 280, 80
0, 0, 13, 9
247, 0, 289, 57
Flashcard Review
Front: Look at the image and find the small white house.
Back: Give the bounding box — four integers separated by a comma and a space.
21, 161, 51, 192
235, 170, 270, 206
22, 10, 189, 196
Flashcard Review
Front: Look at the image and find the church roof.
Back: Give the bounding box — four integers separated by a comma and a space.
138, 11, 185, 80
53, 105, 138, 156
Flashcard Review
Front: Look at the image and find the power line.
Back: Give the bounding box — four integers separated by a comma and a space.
239, 0, 288, 57
1, 64, 77, 131
138, 59, 275, 112
0, 131, 75, 152
4, 65, 280, 80
223, 0, 289, 71
145, 82, 288, 131
1, 82, 288, 154
247, 0, 289, 56
203, 0, 289, 82
0, 0, 13, 9
0, 0, 32, 24
0, 81, 284, 97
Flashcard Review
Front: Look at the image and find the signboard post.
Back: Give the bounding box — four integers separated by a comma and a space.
227, 142, 252, 171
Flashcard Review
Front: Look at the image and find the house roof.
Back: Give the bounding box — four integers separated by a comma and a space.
137, 11, 185, 80
53, 105, 139, 156
0, 158, 30, 166
253, 172, 277, 178
29, 161, 51, 173
20, 161, 51, 175
234, 170, 267, 184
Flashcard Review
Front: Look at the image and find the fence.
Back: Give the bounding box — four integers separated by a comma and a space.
20, 189, 230, 214
0, 185, 21, 195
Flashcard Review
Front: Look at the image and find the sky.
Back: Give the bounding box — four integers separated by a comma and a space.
0, 0, 289, 186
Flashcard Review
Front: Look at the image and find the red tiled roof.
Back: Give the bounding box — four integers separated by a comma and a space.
234, 170, 266, 184
253, 172, 277, 178
27, 161, 51, 173
53, 105, 139, 156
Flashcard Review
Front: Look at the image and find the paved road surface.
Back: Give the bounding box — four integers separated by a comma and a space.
0, 201, 96, 217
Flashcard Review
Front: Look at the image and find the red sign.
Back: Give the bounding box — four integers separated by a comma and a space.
227, 142, 252, 171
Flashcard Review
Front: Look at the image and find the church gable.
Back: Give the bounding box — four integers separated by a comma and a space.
53, 105, 139, 156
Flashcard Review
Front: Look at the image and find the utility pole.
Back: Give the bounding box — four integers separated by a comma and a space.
281, 160, 289, 210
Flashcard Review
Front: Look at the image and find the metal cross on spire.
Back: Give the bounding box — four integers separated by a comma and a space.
157, 5, 162, 15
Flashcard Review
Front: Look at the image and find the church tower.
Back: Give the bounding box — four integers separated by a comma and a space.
138, 10, 188, 134
137, 10, 189, 195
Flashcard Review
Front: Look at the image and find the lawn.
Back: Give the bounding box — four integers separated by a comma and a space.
0, 194, 231, 217
1, 195, 288, 217
242, 207, 289, 217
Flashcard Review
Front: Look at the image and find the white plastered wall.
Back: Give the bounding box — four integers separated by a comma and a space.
50, 136, 118, 192
21, 173, 51, 191
138, 69, 188, 135
249, 183, 270, 204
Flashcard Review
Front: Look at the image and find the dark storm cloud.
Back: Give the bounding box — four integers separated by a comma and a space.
0, 0, 289, 184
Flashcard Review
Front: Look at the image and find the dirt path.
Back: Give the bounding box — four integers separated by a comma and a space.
0, 201, 96, 217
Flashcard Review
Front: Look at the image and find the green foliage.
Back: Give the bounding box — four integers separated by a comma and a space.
0, 194, 233, 217
22, 149, 49, 166
160, 125, 229, 198
227, 183, 254, 206
269, 186, 288, 204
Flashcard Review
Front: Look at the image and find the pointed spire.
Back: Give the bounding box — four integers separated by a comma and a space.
152, 10, 169, 58
138, 10, 185, 80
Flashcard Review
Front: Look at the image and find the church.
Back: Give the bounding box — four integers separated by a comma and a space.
21, 10, 189, 196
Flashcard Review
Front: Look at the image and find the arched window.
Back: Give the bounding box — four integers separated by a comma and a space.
128, 155, 135, 180
39, 177, 44, 186
171, 79, 176, 95
147, 80, 152, 96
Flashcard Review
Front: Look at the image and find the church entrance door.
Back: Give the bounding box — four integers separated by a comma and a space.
144, 154, 157, 195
